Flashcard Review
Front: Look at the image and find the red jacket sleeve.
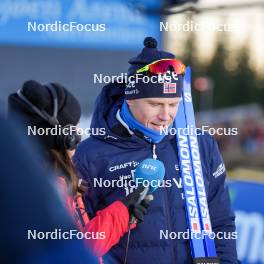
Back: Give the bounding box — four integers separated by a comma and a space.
83, 200, 135, 257
57, 177, 135, 258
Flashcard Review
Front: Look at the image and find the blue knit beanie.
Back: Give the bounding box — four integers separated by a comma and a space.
128, 37, 175, 76
125, 37, 183, 100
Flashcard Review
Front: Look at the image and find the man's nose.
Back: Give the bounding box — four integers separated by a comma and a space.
158, 106, 170, 121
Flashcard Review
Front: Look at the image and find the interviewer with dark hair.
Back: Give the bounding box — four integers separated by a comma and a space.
8, 80, 153, 262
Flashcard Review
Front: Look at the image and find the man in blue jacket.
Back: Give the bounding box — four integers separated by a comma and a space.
74, 37, 237, 264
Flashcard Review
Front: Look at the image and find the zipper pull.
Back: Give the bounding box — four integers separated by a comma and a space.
152, 144, 157, 160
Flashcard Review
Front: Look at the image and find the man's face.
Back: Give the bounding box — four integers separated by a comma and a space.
126, 97, 181, 131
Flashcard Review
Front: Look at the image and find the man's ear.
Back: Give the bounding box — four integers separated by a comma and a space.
126, 100, 133, 107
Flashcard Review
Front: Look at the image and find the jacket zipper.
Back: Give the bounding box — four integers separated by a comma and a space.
152, 144, 157, 159
151, 144, 176, 264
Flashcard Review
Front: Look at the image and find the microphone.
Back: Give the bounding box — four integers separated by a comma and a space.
131, 158, 165, 222
124, 159, 165, 264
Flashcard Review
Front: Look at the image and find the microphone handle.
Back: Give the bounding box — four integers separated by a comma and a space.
130, 187, 149, 224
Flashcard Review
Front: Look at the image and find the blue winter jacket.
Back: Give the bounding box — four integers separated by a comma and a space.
73, 83, 237, 264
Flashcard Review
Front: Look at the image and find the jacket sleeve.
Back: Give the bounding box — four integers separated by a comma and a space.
83, 201, 133, 257
73, 155, 135, 257
207, 136, 238, 264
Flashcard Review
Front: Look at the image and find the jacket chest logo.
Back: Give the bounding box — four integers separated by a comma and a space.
108, 161, 139, 172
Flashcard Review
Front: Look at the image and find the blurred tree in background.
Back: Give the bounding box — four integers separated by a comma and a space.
181, 30, 264, 111
179, 30, 264, 170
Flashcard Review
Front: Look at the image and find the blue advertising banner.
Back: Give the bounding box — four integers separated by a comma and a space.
229, 180, 264, 264
0, 0, 161, 50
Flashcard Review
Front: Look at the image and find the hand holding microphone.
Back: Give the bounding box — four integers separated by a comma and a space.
121, 158, 165, 223
121, 186, 153, 223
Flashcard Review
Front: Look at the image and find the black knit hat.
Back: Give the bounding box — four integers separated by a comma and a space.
128, 37, 175, 76
8, 80, 81, 150
125, 37, 183, 100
